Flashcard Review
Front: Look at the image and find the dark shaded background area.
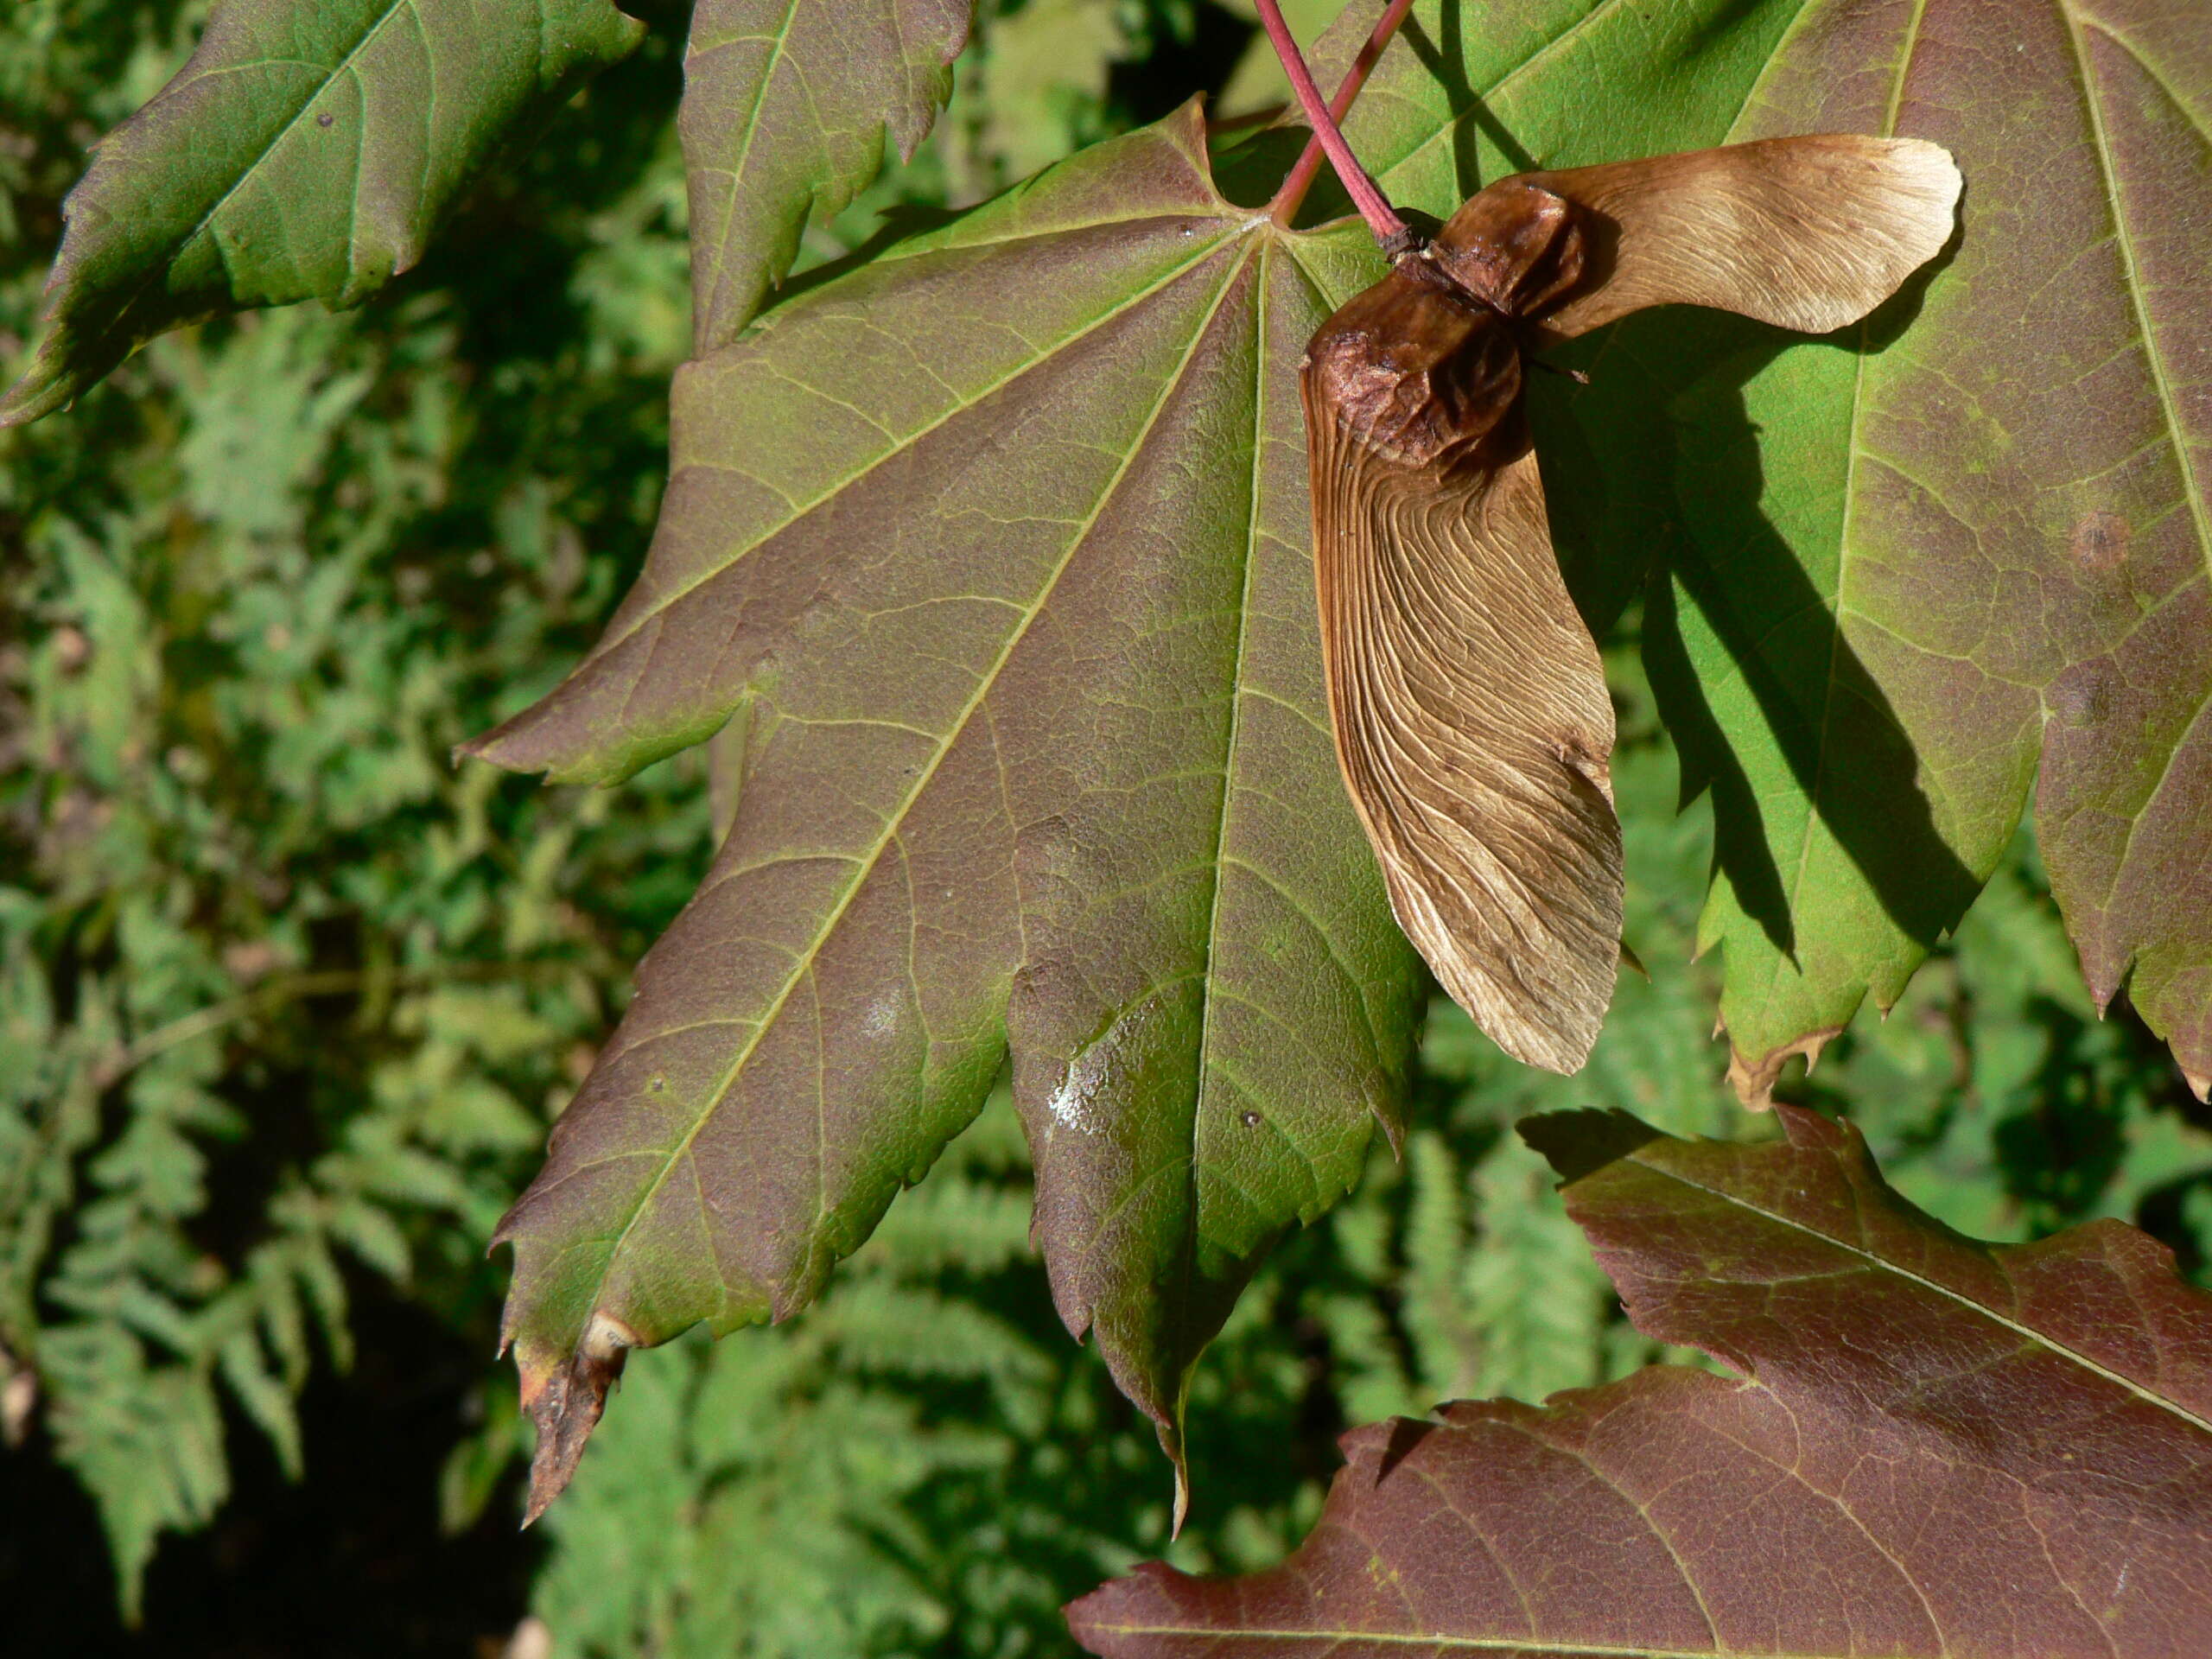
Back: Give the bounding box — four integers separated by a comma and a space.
2, 1275, 537, 1656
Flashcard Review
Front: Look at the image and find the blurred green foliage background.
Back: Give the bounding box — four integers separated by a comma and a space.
3, 3, 2209, 1655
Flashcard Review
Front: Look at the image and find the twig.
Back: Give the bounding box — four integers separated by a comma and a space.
1255, 0, 1413, 245
1268, 0, 1419, 232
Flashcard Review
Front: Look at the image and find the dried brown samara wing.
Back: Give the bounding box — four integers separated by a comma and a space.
1303, 279, 1619, 1075
1304, 134, 1960, 1073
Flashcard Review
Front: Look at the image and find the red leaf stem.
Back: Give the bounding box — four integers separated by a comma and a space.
1268, 0, 1418, 230
1255, 0, 1412, 244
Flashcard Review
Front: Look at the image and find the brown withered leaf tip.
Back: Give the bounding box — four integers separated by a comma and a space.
1726, 1021, 1842, 1108
515, 1311, 636, 1525
1303, 134, 1960, 1075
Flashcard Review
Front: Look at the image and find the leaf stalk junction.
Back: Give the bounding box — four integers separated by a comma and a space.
1261, 0, 1419, 247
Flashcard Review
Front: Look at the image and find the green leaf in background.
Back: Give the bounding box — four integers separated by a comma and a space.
1070, 1103, 2212, 1657
1322, 0, 2211, 1101
0, 11, 702, 1615
0, 0, 645, 427
1215, 0, 1344, 117
471, 105, 1425, 1514
977, 0, 1130, 182
680, 0, 973, 353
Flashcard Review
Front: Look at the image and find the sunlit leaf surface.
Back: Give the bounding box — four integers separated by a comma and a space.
0, 0, 644, 425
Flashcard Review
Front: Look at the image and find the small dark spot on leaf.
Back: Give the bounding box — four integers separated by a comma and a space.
647, 1074, 667, 1093
2049, 663, 2112, 729
2071, 509, 2128, 572
317, 112, 334, 129
1241, 1110, 1261, 1127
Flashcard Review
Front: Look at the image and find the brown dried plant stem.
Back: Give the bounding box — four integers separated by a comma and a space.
1256, 0, 1414, 242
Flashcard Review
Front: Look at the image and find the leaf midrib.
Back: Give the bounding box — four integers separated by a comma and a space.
1154, 236, 1359, 1359
1169, 235, 1272, 1351
1185, 234, 1395, 1170
1198, 245, 1344, 1121
690, 0, 804, 349
572, 242, 1257, 1329
163, 0, 420, 285
1743, 0, 1929, 1035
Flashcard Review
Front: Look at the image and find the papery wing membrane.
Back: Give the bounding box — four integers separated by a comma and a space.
1493, 135, 1962, 339
1305, 414, 1621, 1074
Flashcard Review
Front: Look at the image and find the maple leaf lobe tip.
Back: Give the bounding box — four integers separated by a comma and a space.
516, 1311, 638, 1524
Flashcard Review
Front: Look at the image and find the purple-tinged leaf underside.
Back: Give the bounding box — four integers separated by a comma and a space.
680, 0, 974, 354
1070, 1103, 2212, 1657
470, 107, 1424, 1515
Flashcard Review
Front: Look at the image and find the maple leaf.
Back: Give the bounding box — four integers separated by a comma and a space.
1071, 1103, 2212, 1657
0, 0, 645, 426
467, 105, 1426, 1518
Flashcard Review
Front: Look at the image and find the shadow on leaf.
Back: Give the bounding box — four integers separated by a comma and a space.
1540, 265, 1980, 967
